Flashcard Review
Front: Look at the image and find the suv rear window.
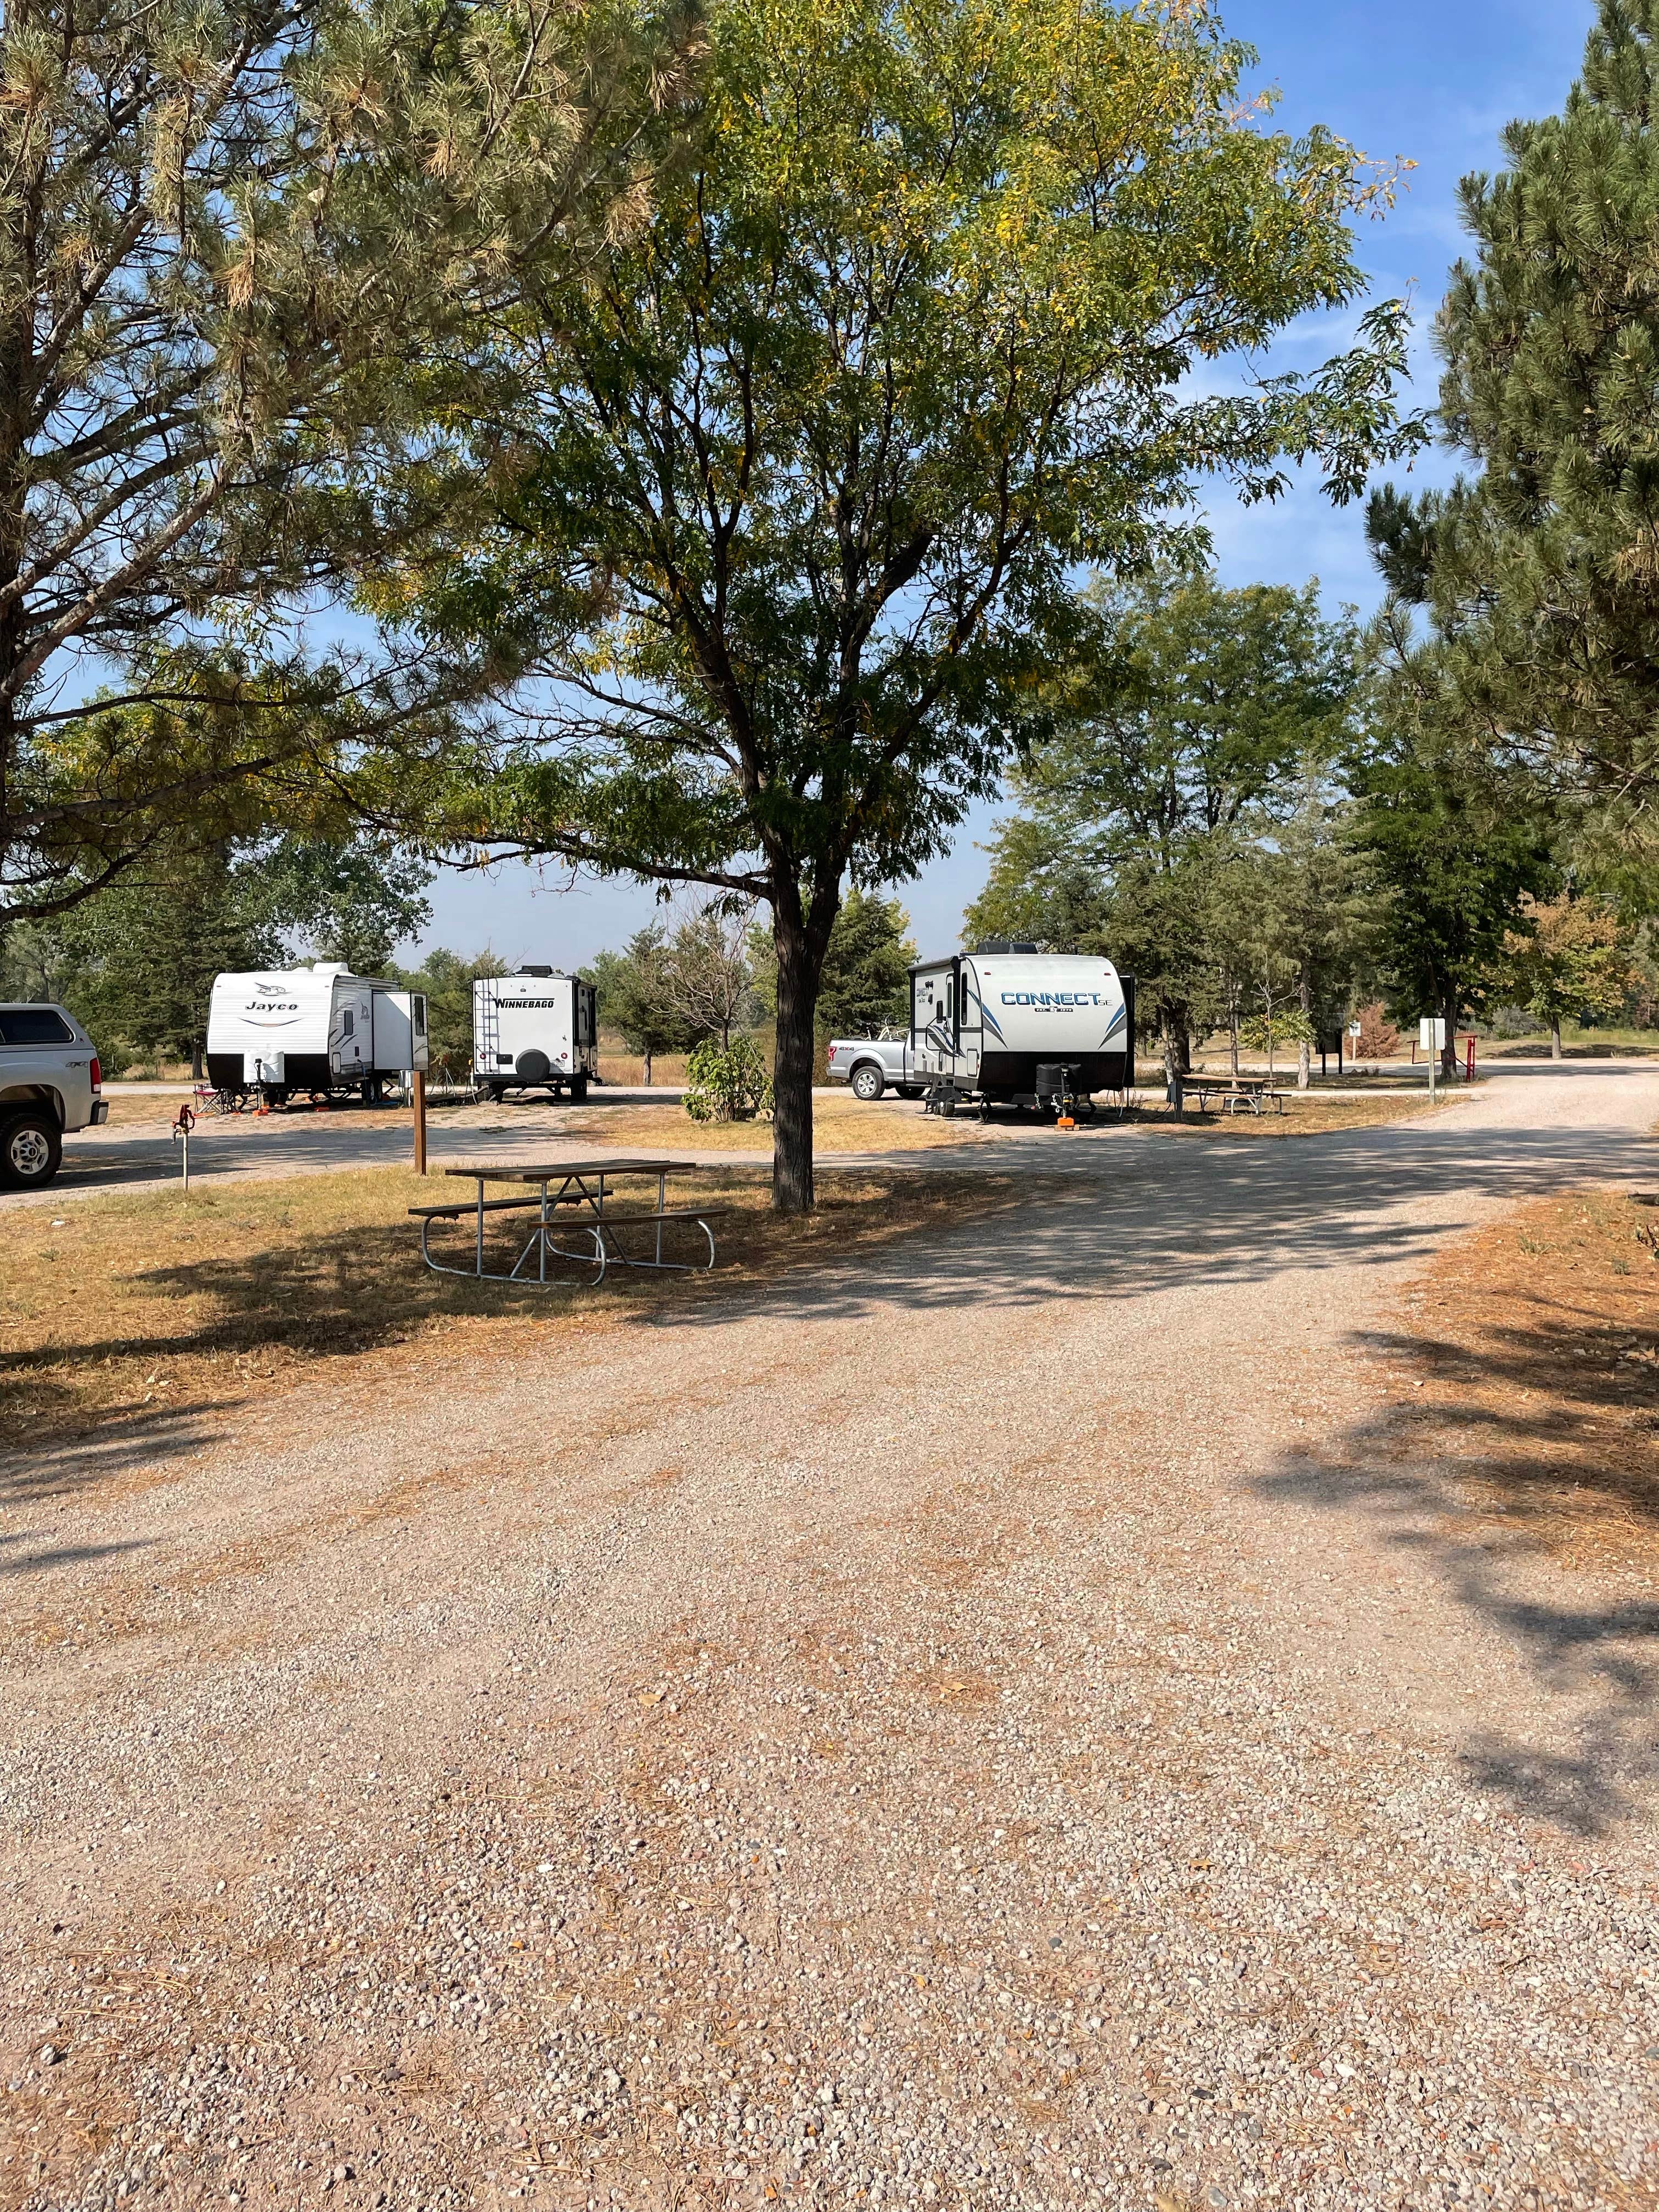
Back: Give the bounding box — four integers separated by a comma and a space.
0, 1008, 75, 1046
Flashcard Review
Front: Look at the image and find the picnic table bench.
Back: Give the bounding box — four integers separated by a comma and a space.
410, 1158, 727, 1287
1188, 1075, 1286, 1116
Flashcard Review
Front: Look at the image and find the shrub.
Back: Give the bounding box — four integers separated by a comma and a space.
1238, 1006, 1315, 1051
1354, 1001, 1401, 1058
683, 1036, 772, 1122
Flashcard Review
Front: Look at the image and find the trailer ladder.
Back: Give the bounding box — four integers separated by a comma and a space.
476, 984, 500, 1073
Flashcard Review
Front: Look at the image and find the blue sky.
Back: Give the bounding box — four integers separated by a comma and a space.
411, 0, 1598, 971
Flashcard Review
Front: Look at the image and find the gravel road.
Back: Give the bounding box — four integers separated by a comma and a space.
2, 1069, 1657, 2212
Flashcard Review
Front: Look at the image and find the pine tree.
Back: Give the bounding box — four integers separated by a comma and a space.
1368, 0, 1659, 864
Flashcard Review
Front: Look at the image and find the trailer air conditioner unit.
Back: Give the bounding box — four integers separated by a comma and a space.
472, 970, 599, 1099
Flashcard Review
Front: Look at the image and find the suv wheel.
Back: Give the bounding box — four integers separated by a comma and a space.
850, 1063, 885, 1102
0, 1111, 63, 1189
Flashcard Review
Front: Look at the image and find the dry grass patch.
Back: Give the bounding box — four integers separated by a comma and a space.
0, 1164, 1018, 1468
1375, 1188, 1659, 1568
1125, 1091, 1451, 1138
555, 1089, 995, 1153
483, 1086, 1448, 1154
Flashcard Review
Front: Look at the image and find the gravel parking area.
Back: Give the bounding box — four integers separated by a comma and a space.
2, 1071, 1657, 2211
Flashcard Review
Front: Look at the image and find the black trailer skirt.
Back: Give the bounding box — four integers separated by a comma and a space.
206, 1052, 336, 1093
978, 1049, 1132, 1097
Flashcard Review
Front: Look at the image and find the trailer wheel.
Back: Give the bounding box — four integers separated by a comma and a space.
568, 1075, 589, 1102
850, 1063, 885, 1101
0, 1111, 63, 1189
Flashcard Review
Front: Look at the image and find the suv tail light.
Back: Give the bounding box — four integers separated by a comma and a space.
90, 1055, 101, 1090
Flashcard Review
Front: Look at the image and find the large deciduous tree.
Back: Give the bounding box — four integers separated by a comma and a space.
966, 571, 1363, 1080
0, 0, 692, 926
398, 0, 1424, 1211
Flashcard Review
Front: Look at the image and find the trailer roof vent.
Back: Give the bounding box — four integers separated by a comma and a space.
974, 939, 1039, 956
515, 963, 556, 977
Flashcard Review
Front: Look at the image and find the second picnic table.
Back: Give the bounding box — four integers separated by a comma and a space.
411, 1158, 726, 1286
1188, 1075, 1286, 1116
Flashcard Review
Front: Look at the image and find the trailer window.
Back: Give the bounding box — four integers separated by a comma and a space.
341, 1009, 354, 1038
414, 998, 427, 1039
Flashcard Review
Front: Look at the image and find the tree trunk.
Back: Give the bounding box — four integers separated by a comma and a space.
772, 907, 820, 1215
1550, 1020, 1562, 1061
1442, 983, 1459, 1079
1163, 1028, 1184, 1115
192, 1039, 204, 1081
1297, 971, 1312, 1090
642, 1045, 653, 1086
1228, 997, 1239, 1078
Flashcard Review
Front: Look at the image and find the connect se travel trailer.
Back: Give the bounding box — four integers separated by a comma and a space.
472, 968, 599, 1100
909, 947, 1134, 1116
206, 964, 428, 1105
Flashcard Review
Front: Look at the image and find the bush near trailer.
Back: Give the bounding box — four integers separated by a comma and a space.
684, 1037, 773, 1124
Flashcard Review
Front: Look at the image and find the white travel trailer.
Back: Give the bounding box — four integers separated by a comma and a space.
909, 946, 1134, 1114
472, 968, 599, 1099
206, 963, 428, 1103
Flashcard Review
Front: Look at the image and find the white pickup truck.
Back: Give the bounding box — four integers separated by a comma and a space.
0, 1002, 108, 1188
825, 1029, 922, 1101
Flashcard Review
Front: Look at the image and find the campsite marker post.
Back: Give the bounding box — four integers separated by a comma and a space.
413, 1069, 427, 1175
172, 1104, 194, 1192
1419, 1017, 1446, 1102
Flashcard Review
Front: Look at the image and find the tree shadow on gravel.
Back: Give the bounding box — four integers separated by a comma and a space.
1255, 1359, 1659, 1837
655, 1113, 1659, 1331
0, 1173, 1023, 1504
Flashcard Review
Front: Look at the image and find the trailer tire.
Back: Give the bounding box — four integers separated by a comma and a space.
515, 1047, 551, 1086
568, 1075, 589, 1102
850, 1063, 885, 1102
0, 1111, 63, 1189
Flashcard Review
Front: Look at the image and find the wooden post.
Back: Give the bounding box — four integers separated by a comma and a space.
413, 1068, 427, 1175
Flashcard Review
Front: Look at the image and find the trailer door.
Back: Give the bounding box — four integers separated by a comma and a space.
956, 958, 981, 1080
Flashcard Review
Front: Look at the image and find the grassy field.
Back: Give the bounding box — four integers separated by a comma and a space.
0, 1164, 1022, 1455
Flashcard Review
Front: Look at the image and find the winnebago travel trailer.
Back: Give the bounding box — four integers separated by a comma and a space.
206, 964, 428, 1104
472, 968, 599, 1099
909, 949, 1134, 1115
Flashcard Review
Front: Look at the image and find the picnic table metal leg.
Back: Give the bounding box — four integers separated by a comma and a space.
476, 1183, 485, 1276
539, 1181, 549, 1283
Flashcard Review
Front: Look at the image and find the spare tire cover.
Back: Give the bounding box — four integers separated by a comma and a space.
515, 1048, 551, 1085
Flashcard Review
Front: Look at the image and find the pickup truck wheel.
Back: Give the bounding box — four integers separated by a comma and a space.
850, 1063, 885, 1101
0, 1111, 63, 1189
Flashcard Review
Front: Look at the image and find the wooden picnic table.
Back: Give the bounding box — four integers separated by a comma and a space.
411, 1158, 724, 1287
1189, 1075, 1286, 1116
